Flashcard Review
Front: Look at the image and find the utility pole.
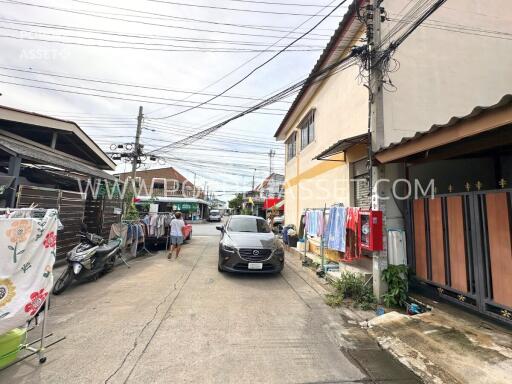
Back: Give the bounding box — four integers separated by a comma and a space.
367, 0, 388, 301
131, 106, 144, 182
192, 172, 196, 197
252, 168, 256, 191
268, 149, 276, 175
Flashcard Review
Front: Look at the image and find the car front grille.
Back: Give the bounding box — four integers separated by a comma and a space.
238, 248, 272, 261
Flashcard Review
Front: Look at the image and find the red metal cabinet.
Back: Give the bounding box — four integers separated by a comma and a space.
358, 210, 383, 252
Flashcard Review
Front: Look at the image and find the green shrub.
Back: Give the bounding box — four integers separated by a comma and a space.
325, 271, 376, 310
382, 264, 409, 308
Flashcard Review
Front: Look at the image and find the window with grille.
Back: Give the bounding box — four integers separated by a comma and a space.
286, 132, 296, 162
300, 111, 315, 150
352, 158, 371, 209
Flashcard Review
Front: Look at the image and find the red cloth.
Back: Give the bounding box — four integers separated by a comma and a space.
343, 207, 361, 261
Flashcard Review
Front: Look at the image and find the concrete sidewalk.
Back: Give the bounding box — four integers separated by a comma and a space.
367, 298, 512, 384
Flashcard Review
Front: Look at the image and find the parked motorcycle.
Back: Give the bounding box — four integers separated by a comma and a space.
52, 231, 122, 295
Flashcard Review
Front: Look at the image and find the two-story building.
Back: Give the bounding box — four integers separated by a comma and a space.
116, 167, 209, 220
275, 0, 512, 307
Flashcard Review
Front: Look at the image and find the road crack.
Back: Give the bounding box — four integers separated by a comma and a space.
103, 244, 207, 384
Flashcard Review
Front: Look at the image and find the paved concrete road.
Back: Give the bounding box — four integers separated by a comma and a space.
0, 222, 419, 384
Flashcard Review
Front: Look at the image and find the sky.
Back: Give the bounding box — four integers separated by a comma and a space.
0, 0, 350, 201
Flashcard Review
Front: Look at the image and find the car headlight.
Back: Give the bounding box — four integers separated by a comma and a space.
222, 243, 236, 253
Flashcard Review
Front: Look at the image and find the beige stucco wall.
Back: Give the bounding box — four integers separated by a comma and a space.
381, 0, 512, 147
283, 58, 369, 228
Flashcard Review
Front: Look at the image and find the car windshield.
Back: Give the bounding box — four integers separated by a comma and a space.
210, 210, 220, 215
227, 217, 271, 233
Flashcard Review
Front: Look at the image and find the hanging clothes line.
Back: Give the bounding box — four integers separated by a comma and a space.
302, 203, 363, 263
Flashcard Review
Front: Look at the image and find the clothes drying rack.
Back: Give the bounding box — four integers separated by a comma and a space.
0, 207, 66, 370
122, 219, 154, 257
302, 203, 344, 271
141, 212, 174, 252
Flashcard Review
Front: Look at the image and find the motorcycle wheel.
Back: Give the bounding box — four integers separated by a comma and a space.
52, 267, 74, 295
104, 251, 119, 273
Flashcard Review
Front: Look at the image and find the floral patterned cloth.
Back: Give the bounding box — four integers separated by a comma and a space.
0, 209, 58, 334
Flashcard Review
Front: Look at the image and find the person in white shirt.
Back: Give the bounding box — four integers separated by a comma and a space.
168, 211, 185, 260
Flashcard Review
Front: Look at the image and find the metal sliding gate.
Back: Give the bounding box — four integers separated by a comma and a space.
408, 188, 512, 324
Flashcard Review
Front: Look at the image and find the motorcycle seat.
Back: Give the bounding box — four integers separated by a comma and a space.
96, 240, 120, 254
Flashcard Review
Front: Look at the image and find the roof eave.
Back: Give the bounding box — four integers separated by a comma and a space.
0, 105, 116, 170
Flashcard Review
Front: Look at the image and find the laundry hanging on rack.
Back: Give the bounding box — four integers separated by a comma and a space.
120, 222, 146, 257
325, 206, 347, 252
0, 209, 58, 335
344, 207, 361, 261
109, 222, 128, 247
144, 213, 172, 239
305, 209, 324, 237
298, 213, 305, 239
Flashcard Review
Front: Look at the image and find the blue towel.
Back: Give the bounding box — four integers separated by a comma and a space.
326, 207, 346, 252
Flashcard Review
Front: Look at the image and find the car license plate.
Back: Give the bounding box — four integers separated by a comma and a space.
248, 263, 263, 270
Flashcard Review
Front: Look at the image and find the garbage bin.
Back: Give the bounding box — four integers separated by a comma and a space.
288, 235, 298, 248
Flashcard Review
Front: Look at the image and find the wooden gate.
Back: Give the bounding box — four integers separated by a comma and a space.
17, 185, 86, 261
84, 196, 123, 239
408, 189, 512, 323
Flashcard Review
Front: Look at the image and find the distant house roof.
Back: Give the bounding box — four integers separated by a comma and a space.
0, 105, 115, 170
274, 0, 365, 140
375, 94, 512, 163
255, 173, 284, 191
116, 167, 190, 184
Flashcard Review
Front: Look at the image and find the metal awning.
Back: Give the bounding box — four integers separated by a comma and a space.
0, 135, 116, 181
313, 133, 368, 161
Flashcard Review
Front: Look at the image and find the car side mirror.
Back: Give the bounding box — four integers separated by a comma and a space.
216, 225, 224, 232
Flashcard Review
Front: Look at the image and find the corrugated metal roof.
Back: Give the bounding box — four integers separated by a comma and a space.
313, 133, 368, 160
376, 94, 512, 154
274, 0, 365, 139
0, 104, 116, 170
0, 134, 116, 181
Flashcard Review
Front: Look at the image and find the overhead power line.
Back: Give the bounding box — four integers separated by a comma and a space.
146, 0, 340, 117
152, 0, 350, 120
0, 14, 334, 40
0, 32, 332, 53
1, 0, 335, 40
0, 72, 290, 114
206, 0, 336, 7
147, 46, 361, 154
0, 20, 331, 47
0, 65, 293, 105
122, 0, 338, 16
0, 77, 295, 113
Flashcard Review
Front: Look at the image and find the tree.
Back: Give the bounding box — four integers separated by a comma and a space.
229, 194, 243, 210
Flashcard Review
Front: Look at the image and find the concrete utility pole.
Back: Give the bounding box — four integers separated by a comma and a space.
268, 149, 276, 175
368, 0, 388, 300
252, 168, 256, 191
131, 106, 144, 182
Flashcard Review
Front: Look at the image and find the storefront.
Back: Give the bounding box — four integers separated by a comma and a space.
135, 196, 210, 221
